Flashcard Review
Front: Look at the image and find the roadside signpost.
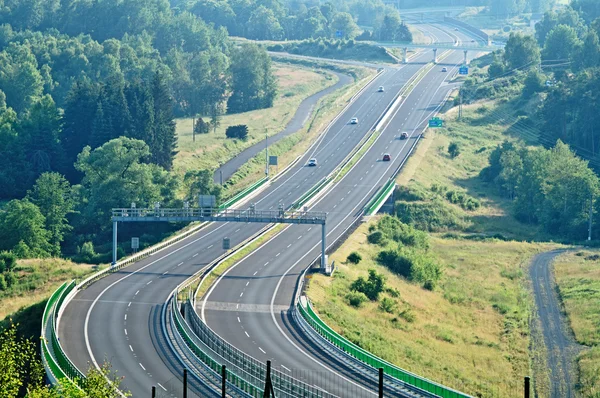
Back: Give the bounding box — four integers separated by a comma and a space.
459, 66, 469, 75
428, 117, 443, 128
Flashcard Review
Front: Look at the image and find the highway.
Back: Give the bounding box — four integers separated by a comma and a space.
59, 23, 473, 397
201, 24, 472, 398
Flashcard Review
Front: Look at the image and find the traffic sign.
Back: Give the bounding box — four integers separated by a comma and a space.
428, 117, 443, 128
459, 66, 469, 75
131, 237, 139, 250
336, 30, 343, 38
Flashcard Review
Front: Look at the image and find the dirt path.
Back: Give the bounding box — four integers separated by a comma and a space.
530, 250, 582, 398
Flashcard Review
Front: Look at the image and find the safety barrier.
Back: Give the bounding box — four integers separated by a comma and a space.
292, 176, 333, 209
443, 17, 490, 45
364, 179, 396, 215
219, 177, 269, 209
41, 280, 85, 390
298, 297, 470, 398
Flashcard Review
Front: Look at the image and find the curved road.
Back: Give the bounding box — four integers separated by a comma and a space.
202, 24, 470, 398
213, 70, 354, 184
59, 23, 475, 397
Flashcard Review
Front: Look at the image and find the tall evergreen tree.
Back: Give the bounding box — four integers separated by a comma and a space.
61, 81, 101, 181
150, 72, 177, 170
89, 100, 113, 149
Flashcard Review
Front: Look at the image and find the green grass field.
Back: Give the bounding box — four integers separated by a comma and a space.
554, 251, 600, 397
307, 95, 564, 396
174, 63, 338, 176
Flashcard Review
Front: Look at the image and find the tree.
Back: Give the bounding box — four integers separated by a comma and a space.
448, 142, 460, 158
0, 43, 44, 114
227, 44, 277, 113
330, 12, 359, 39
149, 72, 177, 170
247, 6, 283, 40
183, 169, 222, 204
27, 172, 75, 256
503, 32, 541, 70
374, 11, 411, 42
0, 199, 52, 257
194, 117, 210, 135
542, 24, 582, 63
0, 323, 45, 397
522, 70, 545, 98
575, 30, 600, 70
225, 124, 249, 140
74, 137, 178, 234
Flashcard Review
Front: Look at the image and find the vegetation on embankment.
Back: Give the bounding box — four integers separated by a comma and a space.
554, 251, 600, 397
267, 39, 397, 63
307, 88, 571, 396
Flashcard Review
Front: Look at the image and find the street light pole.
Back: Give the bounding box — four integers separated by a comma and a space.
588, 193, 593, 241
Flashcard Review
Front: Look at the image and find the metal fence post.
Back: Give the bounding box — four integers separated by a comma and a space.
524, 376, 530, 398
183, 368, 188, 398
151, 386, 156, 398
222, 365, 227, 397
379, 368, 384, 398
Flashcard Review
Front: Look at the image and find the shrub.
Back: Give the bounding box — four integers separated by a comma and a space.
379, 297, 397, 313
0, 274, 6, 291
194, 117, 210, 135
377, 249, 413, 278
346, 291, 368, 308
395, 200, 467, 231
350, 269, 386, 301
4, 271, 16, 287
0, 251, 17, 273
377, 248, 443, 286
399, 308, 416, 323
376, 215, 429, 249
385, 287, 401, 298
347, 251, 362, 264
448, 142, 461, 158
367, 230, 384, 245
225, 125, 249, 140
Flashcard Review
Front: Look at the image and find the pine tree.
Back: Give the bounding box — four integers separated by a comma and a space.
61, 81, 101, 181
150, 72, 177, 170
89, 100, 113, 149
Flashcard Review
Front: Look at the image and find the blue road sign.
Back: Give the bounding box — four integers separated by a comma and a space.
459, 66, 469, 75
336, 30, 343, 38
428, 117, 443, 128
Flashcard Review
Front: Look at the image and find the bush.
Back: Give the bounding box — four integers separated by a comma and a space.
377, 248, 443, 287
350, 269, 385, 301
194, 117, 210, 135
0, 251, 17, 273
346, 291, 368, 308
0, 274, 6, 291
367, 230, 384, 245
385, 286, 401, 298
376, 215, 429, 249
448, 142, 461, 158
399, 308, 416, 323
377, 249, 413, 278
379, 297, 397, 313
225, 125, 249, 140
395, 200, 467, 231
347, 251, 362, 264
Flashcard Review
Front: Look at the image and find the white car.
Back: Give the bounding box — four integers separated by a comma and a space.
441, 67, 448, 72
378, 86, 385, 92
350, 117, 359, 124
307, 158, 317, 167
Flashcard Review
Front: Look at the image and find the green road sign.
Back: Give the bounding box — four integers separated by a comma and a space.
428, 117, 443, 128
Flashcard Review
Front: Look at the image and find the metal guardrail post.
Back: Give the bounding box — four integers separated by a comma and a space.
152, 386, 156, 398
222, 365, 227, 398
524, 376, 530, 398
379, 368, 384, 398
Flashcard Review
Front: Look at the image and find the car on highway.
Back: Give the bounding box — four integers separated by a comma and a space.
350, 117, 359, 124
441, 67, 448, 72
378, 86, 385, 92
400, 132, 409, 139
307, 158, 317, 167
382, 153, 391, 161
454, 28, 459, 31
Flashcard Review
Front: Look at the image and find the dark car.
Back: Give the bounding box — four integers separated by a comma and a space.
382, 153, 391, 161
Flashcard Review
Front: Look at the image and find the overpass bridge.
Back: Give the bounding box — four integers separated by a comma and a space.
372, 40, 502, 64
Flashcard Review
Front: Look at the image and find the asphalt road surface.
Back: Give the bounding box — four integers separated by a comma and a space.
59, 23, 476, 397
213, 70, 354, 184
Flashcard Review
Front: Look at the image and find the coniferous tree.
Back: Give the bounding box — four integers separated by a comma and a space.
61, 81, 101, 181
150, 72, 177, 170
89, 100, 113, 149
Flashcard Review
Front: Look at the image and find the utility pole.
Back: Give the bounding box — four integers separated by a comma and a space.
588, 193, 594, 241
458, 88, 463, 121
192, 116, 195, 143
265, 132, 269, 177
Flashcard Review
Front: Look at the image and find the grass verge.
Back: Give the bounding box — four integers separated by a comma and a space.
554, 250, 600, 397
174, 63, 338, 175
306, 95, 565, 396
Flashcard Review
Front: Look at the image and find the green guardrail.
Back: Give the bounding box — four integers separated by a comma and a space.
365, 179, 395, 215
171, 298, 263, 397
219, 177, 269, 210
292, 176, 332, 209
298, 298, 470, 398
42, 282, 70, 382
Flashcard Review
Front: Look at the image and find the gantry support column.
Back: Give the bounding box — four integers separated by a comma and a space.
463, 50, 469, 65
403, 47, 408, 64
433, 48, 438, 64
321, 223, 327, 273
112, 220, 118, 266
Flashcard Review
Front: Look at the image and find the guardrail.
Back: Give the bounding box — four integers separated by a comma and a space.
364, 179, 396, 215
41, 280, 86, 390
443, 17, 490, 45
297, 297, 470, 398
220, 177, 269, 209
